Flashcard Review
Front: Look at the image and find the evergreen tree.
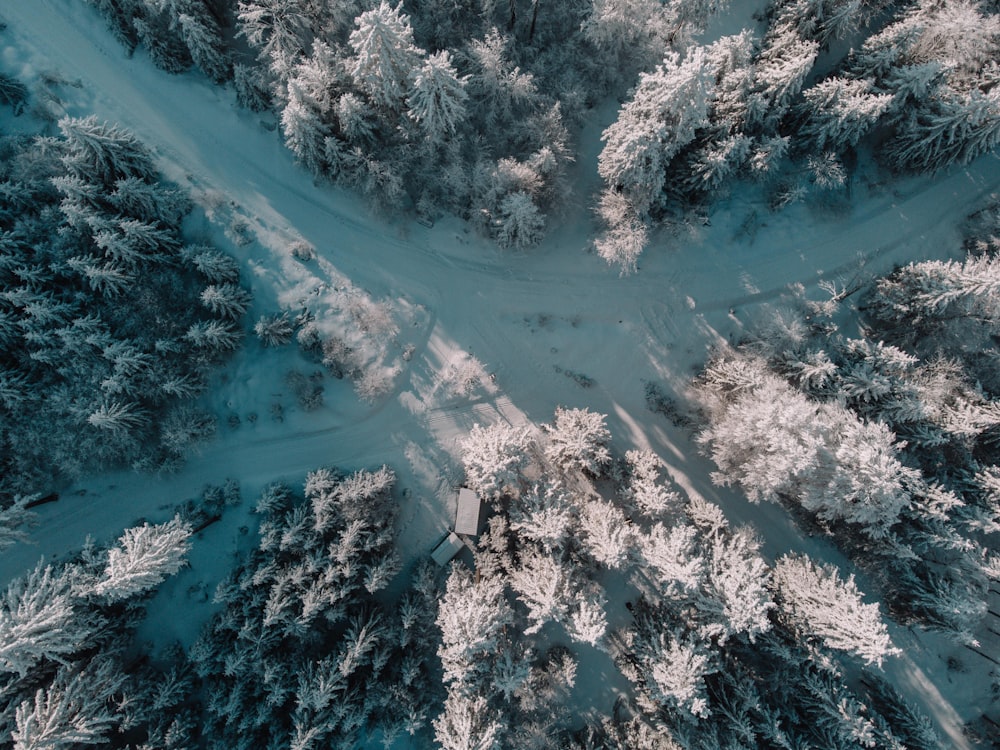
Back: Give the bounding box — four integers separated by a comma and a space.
237, 0, 311, 74
436, 566, 514, 693
12, 658, 125, 750
798, 77, 892, 152
773, 553, 898, 666
509, 481, 577, 553
348, 2, 424, 113
0, 562, 94, 677
177, 7, 231, 83
542, 407, 611, 476
509, 547, 573, 634
433, 693, 504, 750
93, 517, 192, 601
494, 191, 545, 249
699, 527, 773, 643
460, 422, 533, 500
621, 448, 681, 517
58, 116, 156, 186
598, 48, 713, 217
407, 51, 469, 139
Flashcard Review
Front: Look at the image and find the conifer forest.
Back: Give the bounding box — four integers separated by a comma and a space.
0, 0, 999, 747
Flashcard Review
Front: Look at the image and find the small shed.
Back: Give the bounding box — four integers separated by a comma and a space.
431, 532, 464, 567
454, 487, 482, 536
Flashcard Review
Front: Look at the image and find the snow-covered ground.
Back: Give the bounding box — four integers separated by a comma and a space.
2, 0, 999, 744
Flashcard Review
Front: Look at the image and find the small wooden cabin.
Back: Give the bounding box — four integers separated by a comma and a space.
431, 532, 464, 566
454, 487, 482, 536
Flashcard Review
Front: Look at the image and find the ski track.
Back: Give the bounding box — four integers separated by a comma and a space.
2, 1, 998, 743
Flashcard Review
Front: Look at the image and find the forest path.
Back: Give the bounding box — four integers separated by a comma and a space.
1, 0, 999, 743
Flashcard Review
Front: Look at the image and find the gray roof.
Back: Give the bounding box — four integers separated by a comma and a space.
431, 532, 464, 566
455, 487, 482, 536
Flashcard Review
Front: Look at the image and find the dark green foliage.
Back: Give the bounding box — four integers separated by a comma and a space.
863, 674, 944, 750
191, 468, 443, 749
0, 119, 247, 504
0, 73, 29, 116
0, 516, 197, 750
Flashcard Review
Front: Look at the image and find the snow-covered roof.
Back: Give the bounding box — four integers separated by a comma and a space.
454, 487, 482, 536
431, 532, 464, 566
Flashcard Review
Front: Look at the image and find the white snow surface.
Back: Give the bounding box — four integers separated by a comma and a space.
1, 0, 999, 744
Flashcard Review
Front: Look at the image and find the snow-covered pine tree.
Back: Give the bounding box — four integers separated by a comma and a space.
281, 79, 331, 174
744, 25, 818, 134
93, 516, 192, 601
436, 566, 514, 694
59, 116, 156, 186
566, 590, 608, 648
494, 191, 545, 249
627, 614, 717, 718
598, 47, 713, 217
797, 77, 892, 152
696, 353, 914, 537
593, 215, 648, 275
508, 481, 577, 552
407, 50, 469, 140
0, 496, 37, 552
542, 406, 611, 476
0, 561, 95, 677
640, 522, 704, 598
578, 499, 633, 570
200, 283, 252, 319
12, 657, 125, 750
254, 311, 295, 346
184, 245, 241, 283
698, 527, 773, 643
772, 553, 898, 666
86, 400, 148, 434
237, 0, 311, 79
108, 176, 189, 226
509, 546, 574, 634
185, 319, 244, 351
465, 29, 538, 129
886, 89, 1000, 172
432, 693, 504, 750
854, 0, 1000, 172
348, 1, 424, 114
621, 448, 681, 517
581, 0, 675, 74
177, 8, 231, 83
460, 421, 532, 500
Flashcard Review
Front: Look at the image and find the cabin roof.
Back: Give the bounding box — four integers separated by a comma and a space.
455, 487, 482, 536
431, 531, 464, 566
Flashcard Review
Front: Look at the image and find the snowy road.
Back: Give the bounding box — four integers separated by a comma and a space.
2, 0, 999, 743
